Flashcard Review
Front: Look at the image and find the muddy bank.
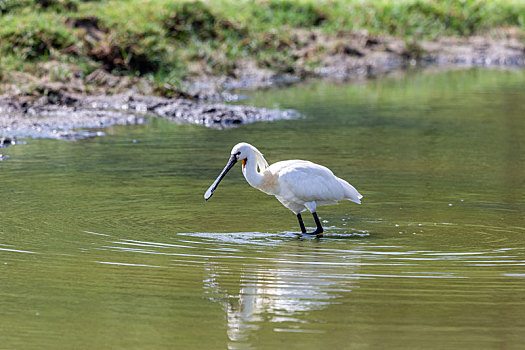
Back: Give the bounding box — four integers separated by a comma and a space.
2, 30, 524, 100
0, 93, 301, 141
1, 31, 524, 145
187, 30, 525, 92
0, 137, 11, 160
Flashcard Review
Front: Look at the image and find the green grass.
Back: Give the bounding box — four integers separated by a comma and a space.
1, 0, 524, 93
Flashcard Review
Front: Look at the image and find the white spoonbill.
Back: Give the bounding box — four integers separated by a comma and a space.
204, 142, 363, 235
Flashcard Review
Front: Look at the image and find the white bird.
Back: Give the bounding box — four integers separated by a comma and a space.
204, 142, 363, 235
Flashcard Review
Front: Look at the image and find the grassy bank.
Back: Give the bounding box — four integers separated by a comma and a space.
1, 0, 524, 95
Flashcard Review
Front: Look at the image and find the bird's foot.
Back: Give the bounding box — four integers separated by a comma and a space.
304, 228, 324, 236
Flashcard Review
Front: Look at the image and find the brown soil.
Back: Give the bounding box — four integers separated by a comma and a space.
189, 28, 525, 92
0, 30, 524, 144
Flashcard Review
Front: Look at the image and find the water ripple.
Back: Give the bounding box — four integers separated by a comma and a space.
76, 227, 525, 343
95, 261, 165, 268
0, 247, 38, 254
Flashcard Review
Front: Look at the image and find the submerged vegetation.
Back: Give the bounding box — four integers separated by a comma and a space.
0, 0, 524, 95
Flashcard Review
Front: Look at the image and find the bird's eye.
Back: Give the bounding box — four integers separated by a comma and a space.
235, 151, 241, 157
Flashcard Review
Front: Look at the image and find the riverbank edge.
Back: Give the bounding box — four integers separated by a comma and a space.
1, 30, 524, 147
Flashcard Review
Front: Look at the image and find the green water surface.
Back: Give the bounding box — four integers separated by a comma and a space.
1, 69, 524, 349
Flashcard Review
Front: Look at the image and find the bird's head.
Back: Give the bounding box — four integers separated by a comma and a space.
204, 142, 267, 201
230, 142, 253, 169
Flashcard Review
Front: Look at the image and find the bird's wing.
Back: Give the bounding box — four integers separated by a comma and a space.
275, 161, 346, 202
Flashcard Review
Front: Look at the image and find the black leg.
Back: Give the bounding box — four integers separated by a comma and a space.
310, 212, 324, 235
297, 212, 324, 236
297, 213, 307, 234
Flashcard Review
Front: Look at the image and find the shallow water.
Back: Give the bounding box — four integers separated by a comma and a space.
1, 69, 524, 349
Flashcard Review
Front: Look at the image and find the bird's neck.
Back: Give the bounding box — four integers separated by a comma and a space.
242, 156, 263, 189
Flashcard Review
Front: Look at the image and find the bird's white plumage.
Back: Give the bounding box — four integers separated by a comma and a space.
229, 143, 362, 215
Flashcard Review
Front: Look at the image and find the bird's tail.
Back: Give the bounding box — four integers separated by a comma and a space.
338, 178, 363, 204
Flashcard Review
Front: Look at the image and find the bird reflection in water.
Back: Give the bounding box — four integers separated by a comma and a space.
202, 250, 361, 346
